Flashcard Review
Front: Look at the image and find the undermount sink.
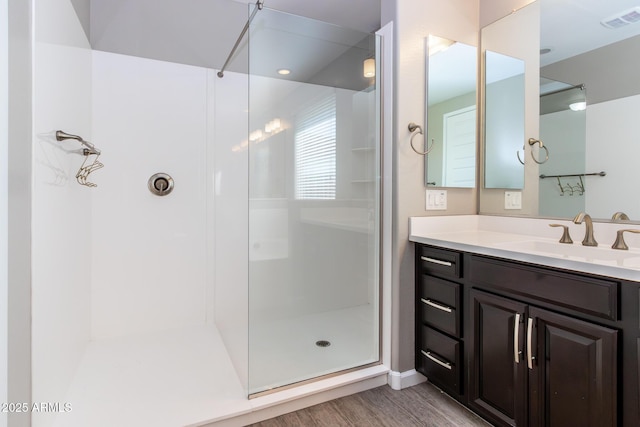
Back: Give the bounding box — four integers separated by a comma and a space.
494, 240, 640, 266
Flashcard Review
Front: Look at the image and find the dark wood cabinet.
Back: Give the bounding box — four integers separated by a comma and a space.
415, 246, 463, 398
528, 306, 617, 427
469, 290, 527, 427
469, 289, 617, 427
413, 243, 635, 427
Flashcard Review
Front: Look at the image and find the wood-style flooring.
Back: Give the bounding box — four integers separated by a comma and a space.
248, 381, 492, 426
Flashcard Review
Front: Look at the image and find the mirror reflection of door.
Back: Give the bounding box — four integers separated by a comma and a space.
443, 105, 476, 187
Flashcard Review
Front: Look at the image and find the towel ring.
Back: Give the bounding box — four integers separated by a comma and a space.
517, 138, 549, 164
528, 138, 549, 164
408, 122, 434, 155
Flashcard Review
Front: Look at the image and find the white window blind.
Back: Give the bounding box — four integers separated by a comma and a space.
294, 94, 337, 200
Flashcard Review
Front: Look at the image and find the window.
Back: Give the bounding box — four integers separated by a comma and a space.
294, 94, 337, 200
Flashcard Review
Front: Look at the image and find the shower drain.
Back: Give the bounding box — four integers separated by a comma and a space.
315, 340, 331, 348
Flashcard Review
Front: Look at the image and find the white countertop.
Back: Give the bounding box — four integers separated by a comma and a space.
409, 215, 640, 283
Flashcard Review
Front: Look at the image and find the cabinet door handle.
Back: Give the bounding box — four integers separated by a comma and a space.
513, 313, 521, 364
421, 350, 452, 370
421, 298, 453, 313
527, 317, 535, 369
421, 256, 452, 267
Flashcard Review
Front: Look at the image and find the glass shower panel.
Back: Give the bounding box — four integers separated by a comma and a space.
248, 8, 380, 395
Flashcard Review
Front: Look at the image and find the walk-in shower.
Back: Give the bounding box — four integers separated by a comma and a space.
30, 1, 381, 426
246, 5, 381, 396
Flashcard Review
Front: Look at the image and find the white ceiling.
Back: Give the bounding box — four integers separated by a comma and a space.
432, 0, 640, 106
428, 41, 477, 105
90, 0, 380, 89
232, 0, 381, 33
539, 0, 640, 67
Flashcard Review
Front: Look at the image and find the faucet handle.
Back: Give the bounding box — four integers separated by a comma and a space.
611, 229, 640, 250
611, 212, 630, 221
549, 224, 573, 244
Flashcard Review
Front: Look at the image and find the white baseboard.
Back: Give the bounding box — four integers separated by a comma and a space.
387, 369, 427, 390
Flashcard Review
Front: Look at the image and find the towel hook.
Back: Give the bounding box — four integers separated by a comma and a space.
408, 122, 434, 155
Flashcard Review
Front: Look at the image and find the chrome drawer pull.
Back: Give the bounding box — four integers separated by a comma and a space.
527, 317, 535, 370
421, 256, 452, 267
421, 350, 452, 370
421, 298, 452, 313
513, 313, 521, 364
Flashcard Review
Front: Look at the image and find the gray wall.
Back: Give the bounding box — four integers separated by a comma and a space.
7, 0, 32, 425
541, 35, 640, 106
71, 0, 90, 39
383, 0, 479, 375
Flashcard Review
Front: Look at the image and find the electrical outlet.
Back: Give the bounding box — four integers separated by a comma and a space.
504, 191, 522, 210
426, 189, 447, 210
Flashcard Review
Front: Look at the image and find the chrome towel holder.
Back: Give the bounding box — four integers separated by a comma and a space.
517, 138, 549, 165
408, 122, 434, 155
56, 130, 104, 187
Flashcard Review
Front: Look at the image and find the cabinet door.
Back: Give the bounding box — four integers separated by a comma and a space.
469, 289, 528, 427
528, 307, 617, 427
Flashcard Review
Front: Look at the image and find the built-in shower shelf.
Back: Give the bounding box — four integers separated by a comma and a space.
351, 180, 375, 184
352, 147, 376, 153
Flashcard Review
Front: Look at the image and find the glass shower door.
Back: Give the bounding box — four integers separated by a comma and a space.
247, 7, 380, 395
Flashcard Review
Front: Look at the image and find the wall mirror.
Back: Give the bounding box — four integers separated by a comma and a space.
484, 50, 525, 189
425, 35, 476, 188
480, 0, 640, 222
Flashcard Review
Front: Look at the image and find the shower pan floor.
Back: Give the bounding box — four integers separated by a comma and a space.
249, 303, 378, 394
52, 325, 249, 427
50, 304, 378, 427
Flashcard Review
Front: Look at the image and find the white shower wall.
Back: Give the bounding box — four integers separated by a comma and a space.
586, 94, 640, 219
31, 1, 93, 425
91, 51, 210, 338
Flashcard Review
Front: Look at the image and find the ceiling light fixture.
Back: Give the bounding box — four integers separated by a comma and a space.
363, 58, 375, 78
277, 68, 291, 75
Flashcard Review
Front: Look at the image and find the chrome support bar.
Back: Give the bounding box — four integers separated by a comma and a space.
217, 0, 264, 78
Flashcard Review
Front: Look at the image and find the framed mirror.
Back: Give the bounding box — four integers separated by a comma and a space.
425, 35, 477, 188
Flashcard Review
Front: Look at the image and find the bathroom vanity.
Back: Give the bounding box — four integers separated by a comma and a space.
410, 216, 640, 427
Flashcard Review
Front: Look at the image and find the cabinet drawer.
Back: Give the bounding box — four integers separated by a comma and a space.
417, 325, 461, 394
469, 255, 619, 320
418, 275, 460, 337
417, 245, 462, 279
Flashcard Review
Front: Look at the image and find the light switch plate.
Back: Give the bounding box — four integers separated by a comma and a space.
504, 191, 522, 210
426, 189, 447, 210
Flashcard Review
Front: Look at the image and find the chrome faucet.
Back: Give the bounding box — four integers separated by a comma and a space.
573, 212, 598, 246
